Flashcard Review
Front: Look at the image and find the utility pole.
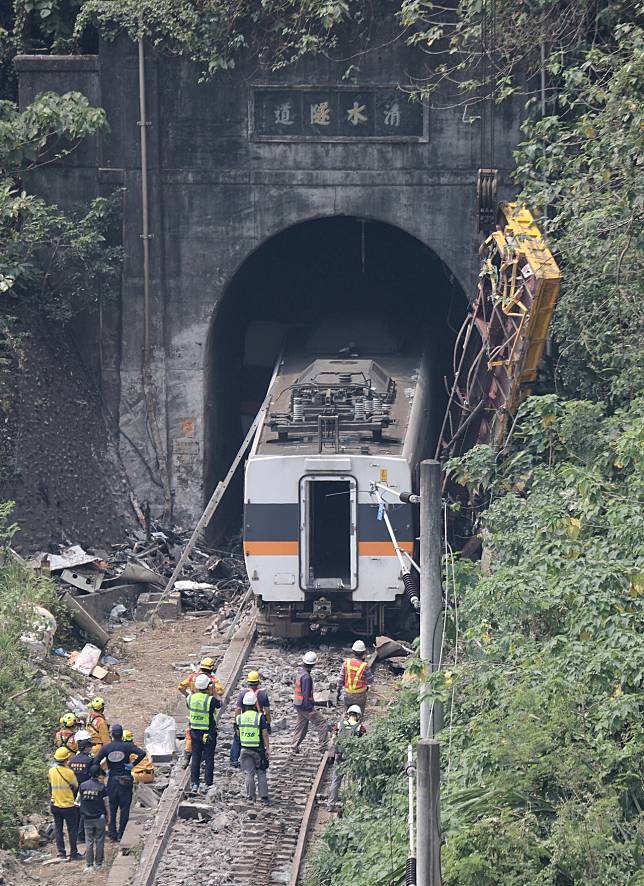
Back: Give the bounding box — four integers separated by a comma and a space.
417, 739, 442, 886
419, 459, 443, 739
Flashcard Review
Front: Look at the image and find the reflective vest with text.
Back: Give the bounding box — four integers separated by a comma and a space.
237, 711, 261, 748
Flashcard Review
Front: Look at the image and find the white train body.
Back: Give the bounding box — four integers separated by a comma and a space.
243, 321, 432, 636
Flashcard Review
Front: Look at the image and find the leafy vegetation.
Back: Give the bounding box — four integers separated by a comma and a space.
0, 91, 121, 320
515, 21, 643, 407
307, 396, 644, 885
0, 510, 70, 848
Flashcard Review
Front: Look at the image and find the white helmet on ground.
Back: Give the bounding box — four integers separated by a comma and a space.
347, 705, 362, 717
242, 691, 257, 706
302, 651, 318, 665
195, 673, 211, 691
351, 640, 367, 654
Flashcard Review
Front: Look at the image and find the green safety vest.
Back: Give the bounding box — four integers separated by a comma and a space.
236, 710, 261, 748
188, 692, 213, 730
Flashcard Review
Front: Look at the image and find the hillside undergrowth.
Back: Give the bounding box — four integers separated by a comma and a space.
0, 534, 70, 849
306, 396, 644, 886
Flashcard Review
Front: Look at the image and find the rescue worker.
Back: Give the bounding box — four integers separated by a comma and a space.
327, 704, 366, 810
78, 764, 107, 872
48, 746, 81, 861
87, 697, 110, 754
123, 729, 155, 783
235, 691, 271, 804
178, 657, 224, 765
68, 730, 94, 844
336, 640, 374, 713
187, 673, 220, 792
292, 651, 328, 754
231, 669, 271, 767
55, 713, 79, 752
93, 724, 146, 843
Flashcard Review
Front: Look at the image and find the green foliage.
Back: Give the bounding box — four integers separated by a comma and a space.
515, 22, 644, 407
0, 91, 121, 319
0, 555, 68, 848
75, 0, 366, 78
308, 396, 644, 886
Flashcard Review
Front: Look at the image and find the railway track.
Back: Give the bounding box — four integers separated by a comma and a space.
129, 618, 393, 886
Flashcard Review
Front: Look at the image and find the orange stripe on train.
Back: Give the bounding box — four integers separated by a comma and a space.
244, 541, 299, 555
358, 541, 414, 556
245, 541, 413, 556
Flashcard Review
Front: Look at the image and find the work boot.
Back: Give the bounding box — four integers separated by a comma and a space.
68, 852, 82, 861
190, 783, 199, 793
260, 797, 272, 806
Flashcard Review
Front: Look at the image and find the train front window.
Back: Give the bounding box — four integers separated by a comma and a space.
300, 476, 357, 590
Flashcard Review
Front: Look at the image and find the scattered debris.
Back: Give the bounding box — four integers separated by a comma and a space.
60, 590, 109, 646
374, 635, 413, 660
60, 568, 103, 593
90, 664, 120, 683
71, 642, 102, 675
144, 714, 177, 762
46, 545, 100, 572
18, 825, 39, 850
177, 801, 215, 822
19, 605, 57, 657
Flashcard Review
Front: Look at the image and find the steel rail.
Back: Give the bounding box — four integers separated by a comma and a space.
288, 751, 330, 886
127, 614, 258, 886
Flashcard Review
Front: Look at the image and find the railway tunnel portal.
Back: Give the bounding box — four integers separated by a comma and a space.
205, 215, 467, 535
15, 30, 523, 527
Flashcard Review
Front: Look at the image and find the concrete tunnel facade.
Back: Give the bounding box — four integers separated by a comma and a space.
15, 28, 523, 528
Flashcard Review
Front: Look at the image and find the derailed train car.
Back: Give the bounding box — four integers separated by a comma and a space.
243, 319, 433, 637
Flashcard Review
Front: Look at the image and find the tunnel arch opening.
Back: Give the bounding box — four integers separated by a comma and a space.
204, 215, 467, 537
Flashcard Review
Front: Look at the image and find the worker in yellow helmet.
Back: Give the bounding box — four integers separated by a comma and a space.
87, 698, 110, 755
231, 669, 271, 768
177, 657, 224, 766
55, 713, 79, 753
48, 747, 81, 861
123, 729, 155, 783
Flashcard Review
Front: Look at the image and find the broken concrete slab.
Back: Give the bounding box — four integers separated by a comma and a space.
177, 800, 215, 822
374, 635, 413, 660
135, 784, 159, 809
61, 591, 109, 646
135, 591, 181, 621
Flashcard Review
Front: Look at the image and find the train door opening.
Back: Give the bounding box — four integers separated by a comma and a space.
300, 476, 357, 590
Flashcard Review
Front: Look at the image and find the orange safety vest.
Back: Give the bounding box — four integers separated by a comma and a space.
55, 728, 77, 751
293, 669, 307, 705
343, 658, 368, 694
87, 713, 109, 746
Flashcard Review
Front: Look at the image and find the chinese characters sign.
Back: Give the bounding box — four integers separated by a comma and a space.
252, 88, 426, 140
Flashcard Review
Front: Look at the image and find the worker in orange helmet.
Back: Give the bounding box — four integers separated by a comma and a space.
87, 698, 110, 755
178, 657, 224, 766
336, 640, 374, 713
55, 713, 79, 753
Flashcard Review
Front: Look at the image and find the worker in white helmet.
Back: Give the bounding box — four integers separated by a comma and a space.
327, 704, 366, 810
336, 639, 374, 713
291, 651, 328, 754
235, 691, 271, 804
